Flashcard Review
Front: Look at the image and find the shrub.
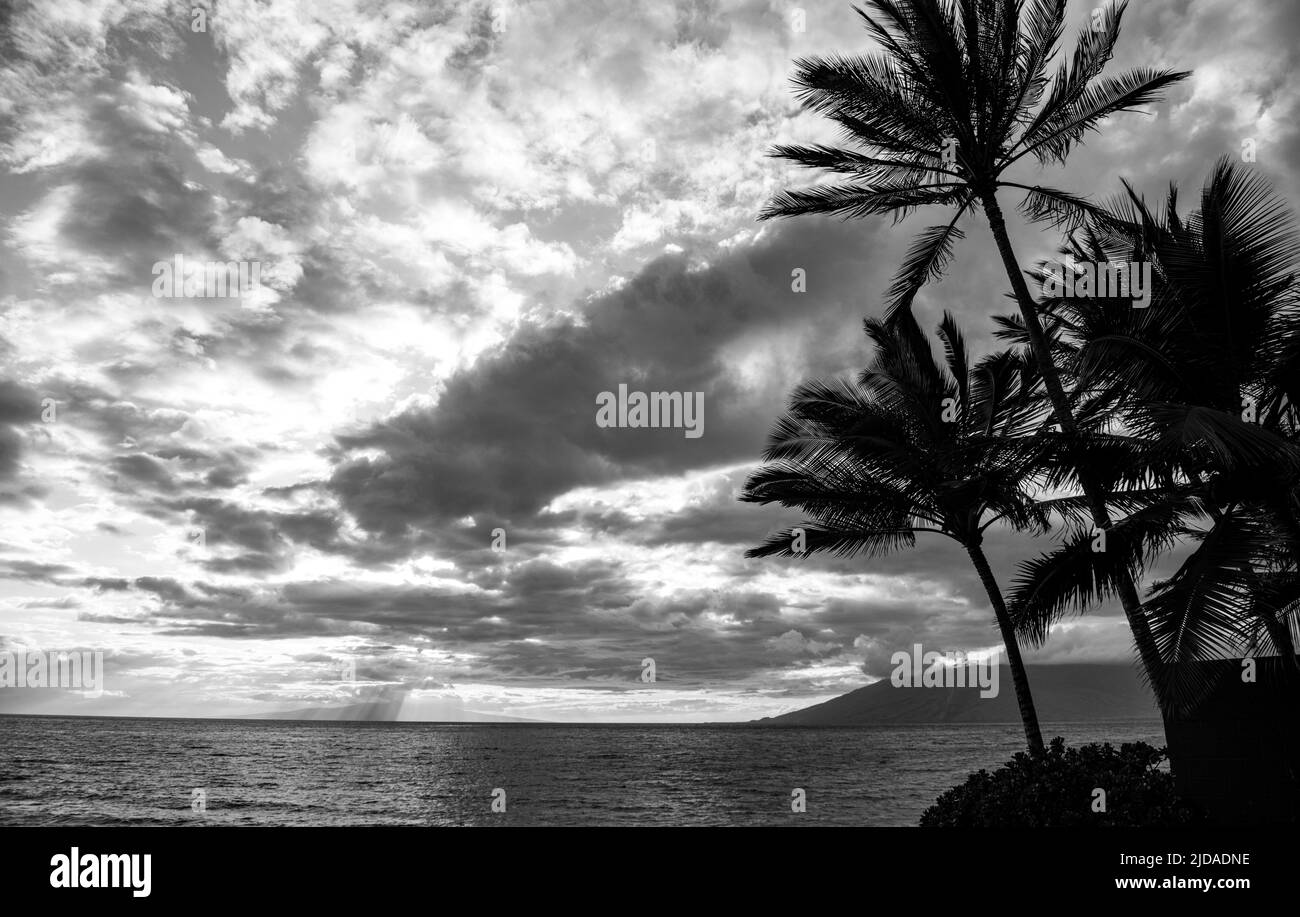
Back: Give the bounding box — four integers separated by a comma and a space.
920, 737, 1202, 827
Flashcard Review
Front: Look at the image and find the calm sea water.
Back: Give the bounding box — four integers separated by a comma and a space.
0, 715, 1165, 826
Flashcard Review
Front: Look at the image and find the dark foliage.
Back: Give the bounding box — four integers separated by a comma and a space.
920, 737, 1202, 826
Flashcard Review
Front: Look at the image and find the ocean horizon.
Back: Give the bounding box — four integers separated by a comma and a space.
0, 714, 1165, 827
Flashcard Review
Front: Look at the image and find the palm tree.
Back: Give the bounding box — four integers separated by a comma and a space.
740, 308, 1050, 753
1006, 158, 1300, 709
759, 0, 1189, 696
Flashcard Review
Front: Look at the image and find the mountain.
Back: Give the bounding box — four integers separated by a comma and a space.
757, 663, 1161, 725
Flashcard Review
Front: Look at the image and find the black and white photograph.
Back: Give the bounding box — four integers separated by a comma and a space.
0, 0, 1297, 897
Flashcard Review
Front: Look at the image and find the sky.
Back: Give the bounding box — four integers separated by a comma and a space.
1, 0, 1298, 722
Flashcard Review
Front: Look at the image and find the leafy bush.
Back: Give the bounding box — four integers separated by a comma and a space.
920, 737, 1202, 827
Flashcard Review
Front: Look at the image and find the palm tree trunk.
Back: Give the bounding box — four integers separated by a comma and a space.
979, 188, 1168, 710
1266, 501, 1300, 678
1262, 615, 1300, 680
965, 540, 1046, 754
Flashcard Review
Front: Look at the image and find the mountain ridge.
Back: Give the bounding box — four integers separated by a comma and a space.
756, 663, 1161, 725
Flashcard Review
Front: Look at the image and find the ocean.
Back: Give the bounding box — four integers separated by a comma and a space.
0, 715, 1166, 826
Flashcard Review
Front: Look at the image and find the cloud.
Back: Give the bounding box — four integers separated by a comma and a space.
0, 0, 1292, 720
328, 217, 891, 534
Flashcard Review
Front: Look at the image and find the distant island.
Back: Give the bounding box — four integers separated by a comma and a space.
757, 664, 1161, 725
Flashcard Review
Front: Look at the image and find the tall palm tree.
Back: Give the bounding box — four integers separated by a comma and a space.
759, 0, 1189, 696
1006, 159, 1300, 709
740, 308, 1051, 753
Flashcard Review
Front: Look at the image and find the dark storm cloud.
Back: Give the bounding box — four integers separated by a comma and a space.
83, 576, 131, 591
39, 91, 223, 291
133, 575, 193, 604
328, 217, 893, 535
0, 379, 40, 426
0, 380, 41, 502
151, 496, 345, 574
108, 453, 180, 492
0, 558, 76, 584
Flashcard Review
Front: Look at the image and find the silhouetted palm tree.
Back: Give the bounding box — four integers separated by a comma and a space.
1007, 159, 1300, 708
760, 0, 1189, 695
740, 309, 1050, 752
